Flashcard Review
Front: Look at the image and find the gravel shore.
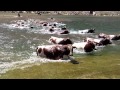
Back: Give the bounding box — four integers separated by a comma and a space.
1, 11, 120, 17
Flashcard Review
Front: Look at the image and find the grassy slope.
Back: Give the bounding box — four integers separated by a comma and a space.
1, 54, 120, 79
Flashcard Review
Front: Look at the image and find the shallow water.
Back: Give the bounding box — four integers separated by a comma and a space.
0, 15, 120, 76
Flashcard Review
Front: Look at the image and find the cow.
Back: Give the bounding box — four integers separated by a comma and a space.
36, 44, 79, 64
36, 44, 76, 60
72, 41, 97, 53
78, 28, 95, 34
83, 37, 112, 46
48, 27, 70, 34
87, 28, 95, 33
98, 33, 120, 40
49, 36, 73, 45
49, 27, 55, 32
59, 30, 69, 34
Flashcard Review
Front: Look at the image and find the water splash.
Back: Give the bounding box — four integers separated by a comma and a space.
0, 52, 71, 74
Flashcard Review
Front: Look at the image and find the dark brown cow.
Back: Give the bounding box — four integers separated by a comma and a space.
49, 36, 73, 45
84, 41, 97, 52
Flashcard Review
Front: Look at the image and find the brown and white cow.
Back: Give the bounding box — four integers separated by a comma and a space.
98, 33, 120, 40
49, 36, 73, 45
72, 41, 97, 52
36, 44, 76, 60
83, 37, 112, 46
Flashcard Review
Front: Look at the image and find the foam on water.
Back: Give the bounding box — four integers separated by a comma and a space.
0, 24, 29, 30
0, 51, 71, 74
69, 29, 95, 35
27, 28, 96, 35
110, 43, 116, 46
0, 19, 95, 35
73, 45, 105, 55
73, 49, 86, 54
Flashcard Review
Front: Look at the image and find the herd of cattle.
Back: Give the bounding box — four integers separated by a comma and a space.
1, 19, 70, 34
1, 19, 120, 63
36, 30, 120, 62
34, 19, 120, 63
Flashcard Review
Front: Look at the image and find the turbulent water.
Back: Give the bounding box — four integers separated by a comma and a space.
0, 15, 120, 74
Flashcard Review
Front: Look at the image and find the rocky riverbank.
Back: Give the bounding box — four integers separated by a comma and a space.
42, 11, 120, 16
1, 11, 120, 16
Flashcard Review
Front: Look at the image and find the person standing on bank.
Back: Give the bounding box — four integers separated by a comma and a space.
18, 12, 20, 17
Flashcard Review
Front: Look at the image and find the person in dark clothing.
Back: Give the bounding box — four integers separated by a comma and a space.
18, 13, 20, 17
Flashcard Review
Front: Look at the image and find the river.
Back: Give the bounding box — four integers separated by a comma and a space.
0, 15, 120, 78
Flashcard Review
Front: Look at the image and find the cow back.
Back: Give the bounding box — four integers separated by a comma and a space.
43, 47, 62, 60
99, 38, 112, 45
58, 38, 73, 45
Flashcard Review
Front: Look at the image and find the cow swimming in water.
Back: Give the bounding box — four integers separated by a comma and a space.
36, 44, 79, 64
72, 41, 97, 53
78, 28, 95, 34
98, 33, 120, 40
83, 37, 112, 46
49, 36, 73, 45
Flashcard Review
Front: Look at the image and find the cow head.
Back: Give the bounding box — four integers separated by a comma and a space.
36, 46, 42, 56
88, 28, 95, 33
61, 27, 67, 30
43, 23, 48, 26
49, 28, 54, 32
84, 41, 96, 52
64, 44, 76, 56
83, 38, 87, 42
49, 36, 57, 44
